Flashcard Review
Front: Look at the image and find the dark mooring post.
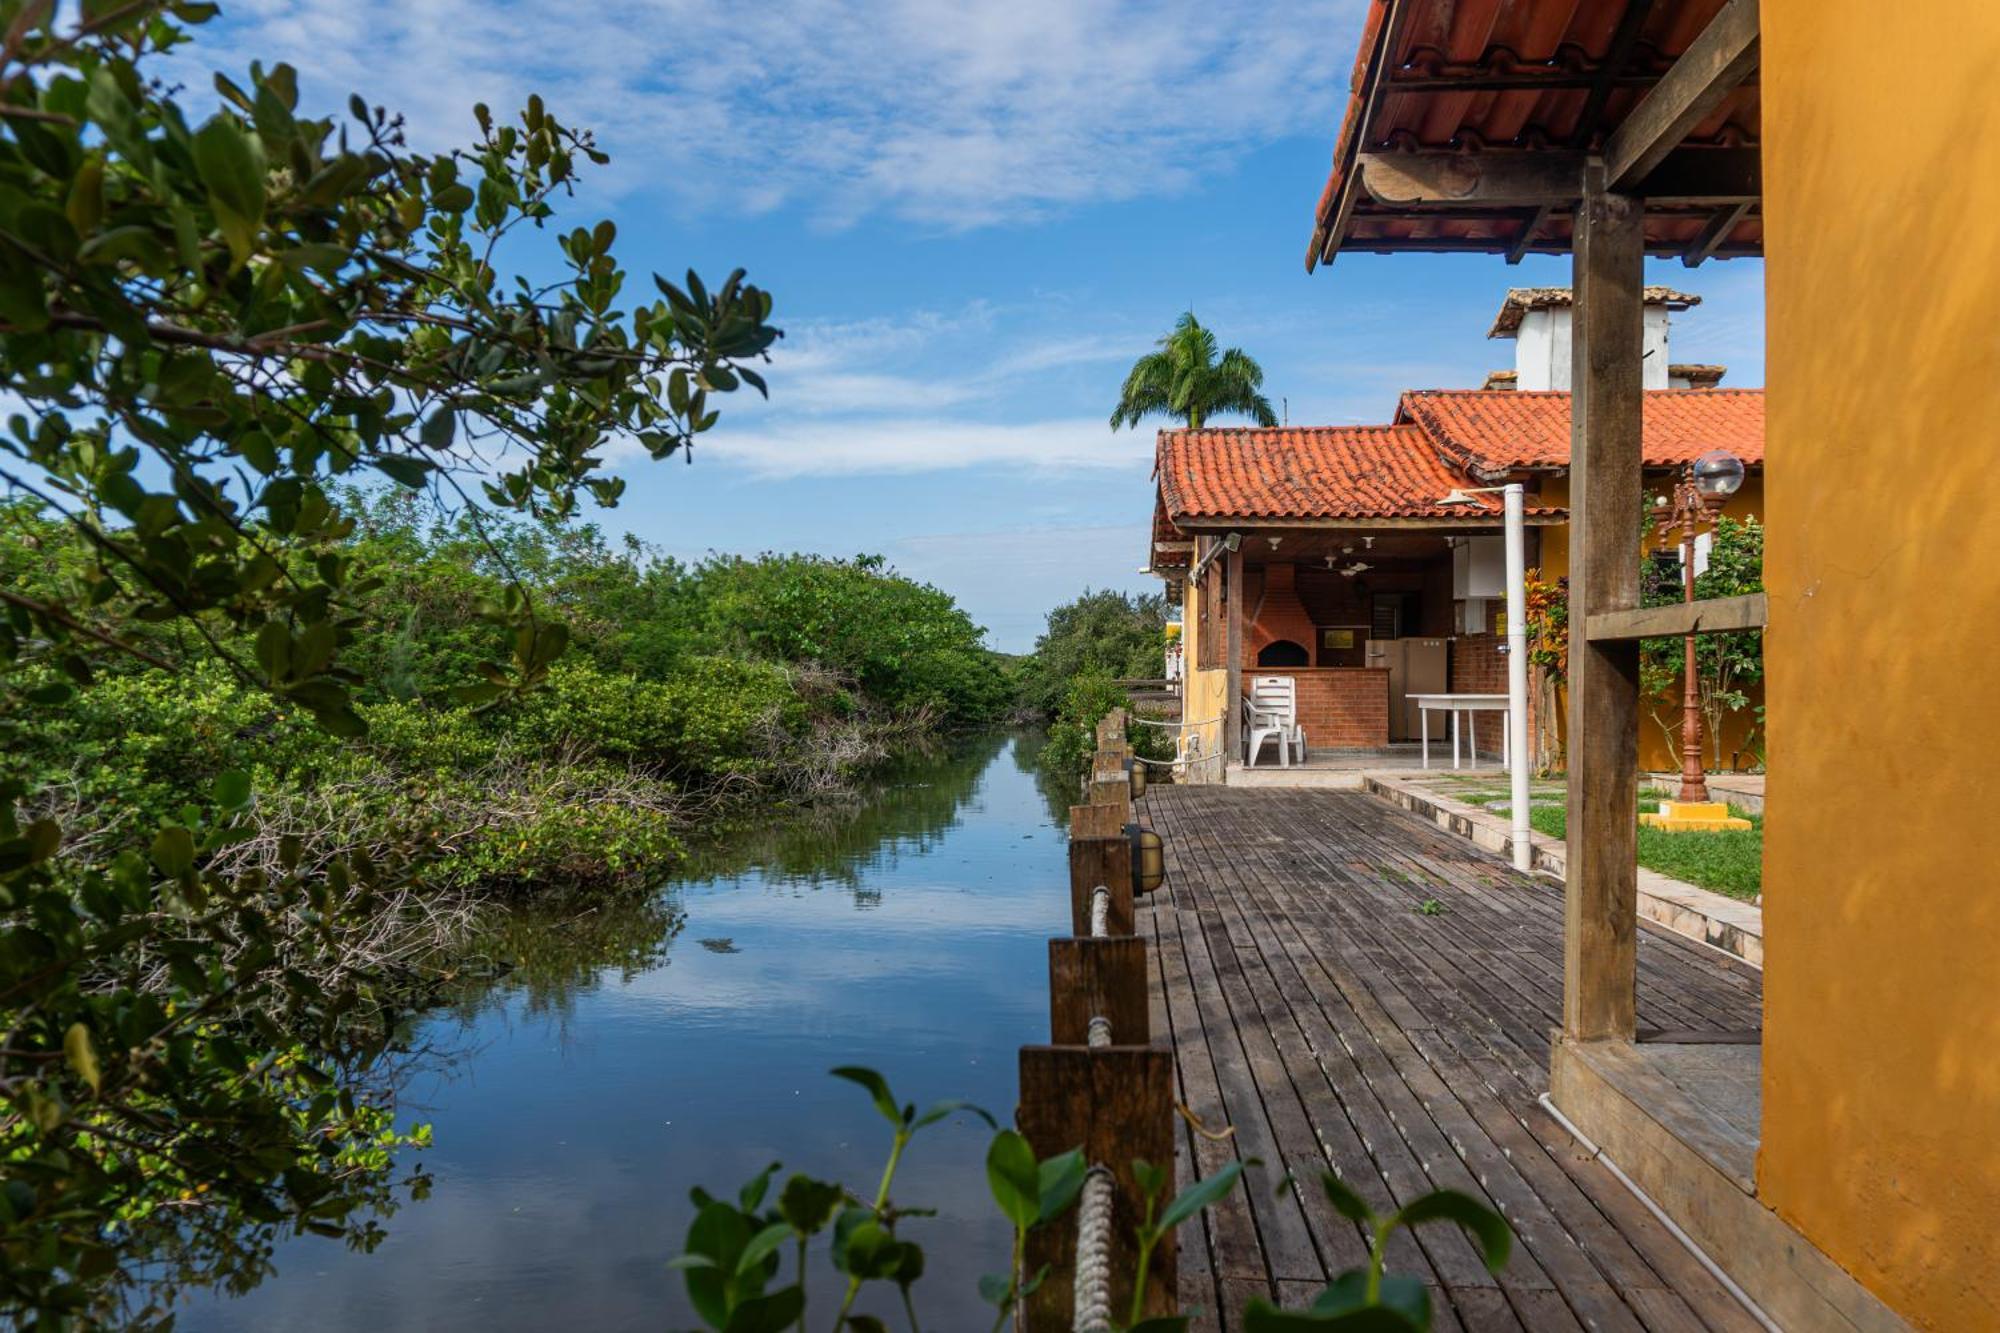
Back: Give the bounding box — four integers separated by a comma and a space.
1563, 165, 1644, 1043
1017, 1044, 1176, 1329
1068, 834, 1133, 937
1047, 936, 1150, 1045
1069, 803, 1127, 840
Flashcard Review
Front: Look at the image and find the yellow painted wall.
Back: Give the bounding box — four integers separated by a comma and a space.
1536, 474, 1767, 775
1759, 3, 2000, 1325
1177, 572, 1228, 782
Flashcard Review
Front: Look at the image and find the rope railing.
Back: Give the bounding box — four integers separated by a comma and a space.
1072, 1166, 1117, 1332
1021, 710, 1176, 1330
1072, 886, 1121, 1329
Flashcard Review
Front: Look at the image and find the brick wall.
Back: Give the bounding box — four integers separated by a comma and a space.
1453, 601, 1508, 756
1245, 668, 1389, 749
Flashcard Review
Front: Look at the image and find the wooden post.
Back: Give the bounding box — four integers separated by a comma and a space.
1048, 937, 1150, 1045
1563, 168, 1643, 1043
1018, 1045, 1176, 1329
1088, 776, 1132, 818
1223, 544, 1244, 764
1069, 804, 1127, 840
1069, 835, 1133, 937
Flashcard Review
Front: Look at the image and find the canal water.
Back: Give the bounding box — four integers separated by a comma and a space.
183, 733, 1075, 1331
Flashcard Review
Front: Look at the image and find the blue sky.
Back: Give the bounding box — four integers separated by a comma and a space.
183, 1, 1765, 652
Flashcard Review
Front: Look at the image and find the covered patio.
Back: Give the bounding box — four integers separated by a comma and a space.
1150, 425, 1563, 780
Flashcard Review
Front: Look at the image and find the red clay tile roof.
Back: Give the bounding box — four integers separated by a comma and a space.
1397, 388, 1765, 473
1155, 424, 1556, 525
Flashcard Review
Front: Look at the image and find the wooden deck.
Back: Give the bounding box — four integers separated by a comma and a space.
1137, 785, 1765, 1332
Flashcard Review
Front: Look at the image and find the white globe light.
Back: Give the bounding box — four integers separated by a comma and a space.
1692, 449, 1745, 500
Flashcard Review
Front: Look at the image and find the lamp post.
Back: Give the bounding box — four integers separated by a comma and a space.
1660, 450, 1746, 803
1439, 483, 1532, 872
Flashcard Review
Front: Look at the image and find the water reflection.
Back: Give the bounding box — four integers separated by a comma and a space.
180, 731, 1068, 1332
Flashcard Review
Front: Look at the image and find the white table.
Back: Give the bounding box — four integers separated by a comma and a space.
1411, 693, 1511, 770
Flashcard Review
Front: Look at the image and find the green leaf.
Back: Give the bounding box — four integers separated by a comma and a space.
738, 1161, 781, 1213
212, 770, 253, 811
192, 115, 265, 221
64, 1023, 101, 1093
1241, 1300, 1420, 1331
681, 1201, 752, 1328
724, 1288, 805, 1333
1388, 1189, 1512, 1274
191, 114, 266, 268
985, 1130, 1040, 1230
1036, 1148, 1088, 1224
374, 455, 434, 488
1156, 1159, 1246, 1232
150, 825, 195, 877
1319, 1172, 1377, 1226
734, 1221, 791, 1277
1129, 1319, 1193, 1333
830, 1066, 901, 1126
777, 1174, 842, 1236
909, 1098, 993, 1131
421, 407, 456, 450
1373, 1275, 1430, 1327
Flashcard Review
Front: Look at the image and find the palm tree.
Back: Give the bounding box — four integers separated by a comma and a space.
1109, 312, 1278, 431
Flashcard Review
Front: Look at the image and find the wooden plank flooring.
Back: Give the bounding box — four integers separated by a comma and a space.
1136, 786, 1764, 1332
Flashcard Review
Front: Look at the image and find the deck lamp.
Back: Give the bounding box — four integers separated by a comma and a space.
1124, 755, 1148, 799
1437, 481, 1533, 873
1125, 823, 1166, 895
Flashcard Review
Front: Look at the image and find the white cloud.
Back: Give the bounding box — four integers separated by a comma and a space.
705, 415, 1144, 477
177, 0, 1353, 227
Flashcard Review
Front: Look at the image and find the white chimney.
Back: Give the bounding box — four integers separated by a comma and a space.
1488, 287, 1699, 391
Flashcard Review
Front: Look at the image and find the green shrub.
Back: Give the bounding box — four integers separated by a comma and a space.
506, 656, 803, 780
1036, 671, 1174, 784
1018, 589, 1169, 718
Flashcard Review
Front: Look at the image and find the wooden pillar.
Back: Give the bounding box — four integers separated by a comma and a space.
1223, 544, 1244, 763
1563, 168, 1644, 1042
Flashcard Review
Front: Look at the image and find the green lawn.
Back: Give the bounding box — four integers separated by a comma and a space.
1434, 781, 1763, 901
1529, 802, 1762, 901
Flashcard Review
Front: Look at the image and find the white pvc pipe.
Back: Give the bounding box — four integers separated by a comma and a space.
1504, 484, 1532, 873
1537, 1094, 1780, 1332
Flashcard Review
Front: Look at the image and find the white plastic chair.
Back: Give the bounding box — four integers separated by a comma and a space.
1243, 676, 1307, 767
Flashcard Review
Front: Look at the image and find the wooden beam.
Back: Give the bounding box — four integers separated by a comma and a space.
1632, 148, 1759, 206
1586, 592, 1767, 641
1563, 167, 1644, 1044
1361, 150, 1583, 207
1570, 0, 1658, 148
1223, 545, 1244, 763
1605, 0, 1759, 189
1358, 147, 1757, 208
1506, 203, 1555, 265
1680, 201, 1752, 267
